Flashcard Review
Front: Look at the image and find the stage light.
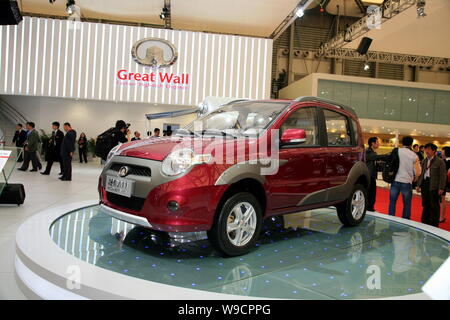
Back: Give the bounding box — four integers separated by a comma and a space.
66, 0, 76, 14
363, 62, 370, 71
417, 0, 426, 18
160, 7, 169, 20
295, 8, 304, 18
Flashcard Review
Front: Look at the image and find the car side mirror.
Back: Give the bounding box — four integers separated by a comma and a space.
280, 129, 306, 145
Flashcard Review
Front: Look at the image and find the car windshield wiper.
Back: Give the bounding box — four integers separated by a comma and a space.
175, 128, 201, 137
196, 129, 238, 138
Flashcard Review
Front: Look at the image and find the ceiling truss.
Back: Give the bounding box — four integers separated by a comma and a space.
319, 0, 417, 55
270, 0, 315, 40
325, 48, 450, 67
286, 48, 450, 67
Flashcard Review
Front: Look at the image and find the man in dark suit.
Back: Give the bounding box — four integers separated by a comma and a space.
60, 122, 77, 181
12, 123, 27, 162
413, 144, 424, 162
416, 143, 447, 227
41, 121, 64, 175
17, 122, 42, 172
365, 137, 388, 211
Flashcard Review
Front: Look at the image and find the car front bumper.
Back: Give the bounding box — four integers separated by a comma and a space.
98, 155, 228, 233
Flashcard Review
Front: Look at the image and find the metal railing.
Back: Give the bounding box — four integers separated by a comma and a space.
0, 98, 28, 126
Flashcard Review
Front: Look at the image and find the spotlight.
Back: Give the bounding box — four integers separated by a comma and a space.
295, 8, 304, 18
363, 62, 370, 71
160, 7, 169, 20
417, 0, 426, 18
66, 0, 76, 14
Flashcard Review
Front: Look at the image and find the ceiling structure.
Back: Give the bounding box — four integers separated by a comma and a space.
19, 1, 450, 57
342, 0, 450, 59
18, 0, 371, 37
19, 0, 300, 37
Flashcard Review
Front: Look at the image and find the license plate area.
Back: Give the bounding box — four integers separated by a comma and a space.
105, 175, 134, 198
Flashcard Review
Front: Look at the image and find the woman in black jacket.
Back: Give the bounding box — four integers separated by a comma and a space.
78, 132, 88, 163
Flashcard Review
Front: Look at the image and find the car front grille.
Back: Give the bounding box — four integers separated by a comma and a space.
109, 163, 151, 177
106, 192, 146, 211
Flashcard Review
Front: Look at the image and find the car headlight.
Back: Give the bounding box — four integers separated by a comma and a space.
106, 144, 121, 164
161, 148, 212, 176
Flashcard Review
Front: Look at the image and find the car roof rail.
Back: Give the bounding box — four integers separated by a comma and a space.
294, 96, 357, 117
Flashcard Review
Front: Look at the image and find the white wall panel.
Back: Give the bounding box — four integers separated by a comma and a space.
0, 17, 272, 106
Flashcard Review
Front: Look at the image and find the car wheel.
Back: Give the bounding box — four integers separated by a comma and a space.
208, 192, 262, 256
336, 184, 367, 226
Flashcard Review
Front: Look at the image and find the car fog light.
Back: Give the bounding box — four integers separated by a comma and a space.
167, 201, 179, 212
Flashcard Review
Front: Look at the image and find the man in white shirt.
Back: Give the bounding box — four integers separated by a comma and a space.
388, 136, 421, 219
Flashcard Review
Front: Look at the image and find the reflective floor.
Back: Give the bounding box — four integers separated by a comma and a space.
50, 206, 449, 299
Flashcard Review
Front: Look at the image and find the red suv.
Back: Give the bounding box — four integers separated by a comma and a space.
98, 97, 370, 256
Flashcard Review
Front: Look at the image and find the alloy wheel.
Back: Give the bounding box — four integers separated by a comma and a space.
351, 190, 365, 220
226, 202, 257, 247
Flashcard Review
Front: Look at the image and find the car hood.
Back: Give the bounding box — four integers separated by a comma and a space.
116, 136, 260, 161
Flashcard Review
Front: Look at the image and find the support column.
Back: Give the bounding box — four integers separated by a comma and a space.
288, 24, 295, 84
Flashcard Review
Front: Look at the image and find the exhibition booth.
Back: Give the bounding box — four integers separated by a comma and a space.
0, 16, 272, 137
1, 13, 449, 302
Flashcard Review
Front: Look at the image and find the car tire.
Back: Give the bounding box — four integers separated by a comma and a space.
208, 192, 262, 256
336, 183, 367, 226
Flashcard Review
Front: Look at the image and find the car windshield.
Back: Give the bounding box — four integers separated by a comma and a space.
180, 101, 288, 137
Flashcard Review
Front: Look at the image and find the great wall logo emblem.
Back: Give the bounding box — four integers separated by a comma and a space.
131, 38, 178, 68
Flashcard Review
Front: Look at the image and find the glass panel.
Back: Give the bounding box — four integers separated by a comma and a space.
417, 89, 435, 123
401, 88, 418, 122
281, 107, 318, 146
350, 83, 368, 118
316, 80, 450, 125
317, 80, 335, 100
384, 86, 402, 121
367, 85, 386, 119
334, 82, 351, 106
324, 109, 351, 146
434, 91, 450, 125
0, 146, 23, 196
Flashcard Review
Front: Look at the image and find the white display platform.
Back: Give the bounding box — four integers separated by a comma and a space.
15, 200, 450, 300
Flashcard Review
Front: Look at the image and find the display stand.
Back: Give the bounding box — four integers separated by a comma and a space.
0, 146, 24, 205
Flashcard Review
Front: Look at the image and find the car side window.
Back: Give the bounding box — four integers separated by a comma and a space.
280, 107, 318, 147
323, 109, 352, 147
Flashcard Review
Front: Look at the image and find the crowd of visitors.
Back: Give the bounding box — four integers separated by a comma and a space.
15, 121, 77, 181
366, 136, 449, 229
